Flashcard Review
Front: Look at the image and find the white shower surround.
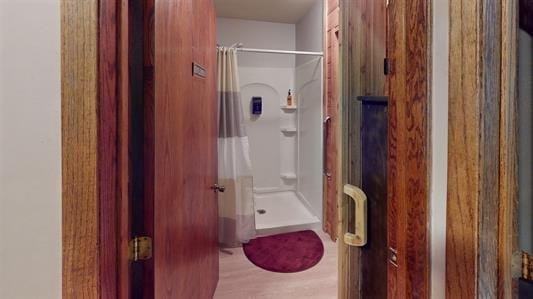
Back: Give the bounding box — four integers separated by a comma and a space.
216, 3, 323, 235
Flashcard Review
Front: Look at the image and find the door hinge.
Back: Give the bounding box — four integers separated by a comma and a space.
388, 247, 398, 267
384, 58, 391, 75
129, 236, 152, 262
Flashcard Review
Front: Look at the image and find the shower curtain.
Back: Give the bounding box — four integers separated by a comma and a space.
217, 47, 256, 247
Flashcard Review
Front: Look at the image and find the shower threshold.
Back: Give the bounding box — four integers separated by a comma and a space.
254, 190, 321, 236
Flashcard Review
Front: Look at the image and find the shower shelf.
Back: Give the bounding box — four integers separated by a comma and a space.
281, 127, 297, 133
280, 173, 297, 180
281, 106, 298, 111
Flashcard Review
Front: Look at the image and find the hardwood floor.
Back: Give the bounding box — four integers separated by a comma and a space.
214, 230, 338, 299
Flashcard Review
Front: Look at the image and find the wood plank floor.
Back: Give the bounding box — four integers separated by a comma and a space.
214, 230, 338, 299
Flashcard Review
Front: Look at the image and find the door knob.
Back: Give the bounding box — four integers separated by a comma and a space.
211, 184, 225, 193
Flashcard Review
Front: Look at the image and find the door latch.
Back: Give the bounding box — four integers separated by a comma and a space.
211, 184, 226, 193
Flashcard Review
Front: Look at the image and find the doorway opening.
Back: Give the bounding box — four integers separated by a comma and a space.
213, 1, 338, 297
59, 0, 433, 297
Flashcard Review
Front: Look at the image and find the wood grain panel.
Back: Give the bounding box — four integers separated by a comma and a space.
339, 1, 387, 298
447, 0, 513, 297
61, 1, 100, 297
143, 1, 155, 297
192, 0, 219, 295
386, 0, 430, 297
153, 0, 218, 297
99, 1, 119, 297
447, 1, 480, 297
499, 0, 520, 297
63, 1, 128, 297
324, 0, 340, 241
446, 0, 508, 298
117, 1, 132, 298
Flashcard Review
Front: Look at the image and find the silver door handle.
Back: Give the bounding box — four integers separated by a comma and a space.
211, 184, 225, 193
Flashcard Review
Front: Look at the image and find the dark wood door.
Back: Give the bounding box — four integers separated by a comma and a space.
152, 0, 218, 298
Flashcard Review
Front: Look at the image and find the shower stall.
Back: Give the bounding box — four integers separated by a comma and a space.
217, 1, 324, 236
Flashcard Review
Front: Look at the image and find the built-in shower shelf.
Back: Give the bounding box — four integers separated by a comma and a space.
280, 173, 297, 180
281, 106, 298, 111
281, 127, 297, 133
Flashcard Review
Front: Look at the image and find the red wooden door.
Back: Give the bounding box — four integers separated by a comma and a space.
152, 0, 218, 298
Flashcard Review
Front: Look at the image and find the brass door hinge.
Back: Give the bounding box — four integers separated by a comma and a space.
129, 236, 152, 262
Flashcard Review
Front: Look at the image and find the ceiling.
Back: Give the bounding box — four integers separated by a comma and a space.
214, 0, 317, 24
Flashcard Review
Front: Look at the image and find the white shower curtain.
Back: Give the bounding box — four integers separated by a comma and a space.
217, 47, 256, 247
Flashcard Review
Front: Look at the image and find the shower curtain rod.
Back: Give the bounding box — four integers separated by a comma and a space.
236, 47, 324, 57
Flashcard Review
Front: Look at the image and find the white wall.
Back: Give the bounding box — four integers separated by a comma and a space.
296, 0, 323, 66
239, 68, 296, 192
518, 29, 533, 253
430, 1, 449, 298
0, 1, 62, 298
295, 0, 323, 219
217, 18, 296, 68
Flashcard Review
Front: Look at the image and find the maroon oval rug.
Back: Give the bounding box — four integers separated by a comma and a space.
242, 230, 324, 273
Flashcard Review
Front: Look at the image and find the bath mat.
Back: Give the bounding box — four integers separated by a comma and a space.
242, 230, 324, 273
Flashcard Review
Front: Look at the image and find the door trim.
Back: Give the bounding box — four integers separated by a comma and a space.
447, 0, 520, 297
61, 0, 125, 297
385, 0, 431, 297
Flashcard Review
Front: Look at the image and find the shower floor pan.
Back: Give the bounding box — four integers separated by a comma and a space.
254, 191, 321, 236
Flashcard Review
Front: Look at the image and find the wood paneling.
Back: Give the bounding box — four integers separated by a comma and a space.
118, 1, 132, 298
61, 1, 99, 296
143, 0, 155, 297
152, 0, 218, 297
324, 0, 340, 241
447, 1, 481, 296
499, 0, 519, 297
338, 1, 387, 298
448, 0, 520, 297
99, 1, 119, 297
386, 0, 430, 298
62, 1, 128, 298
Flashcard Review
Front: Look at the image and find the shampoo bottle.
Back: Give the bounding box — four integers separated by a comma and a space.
287, 90, 293, 107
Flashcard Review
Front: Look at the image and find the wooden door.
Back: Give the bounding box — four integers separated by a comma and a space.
338, 1, 388, 298
151, 0, 219, 298
338, 0, 430, 298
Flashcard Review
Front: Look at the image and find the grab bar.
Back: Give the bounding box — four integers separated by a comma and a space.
343, 184, 367, 247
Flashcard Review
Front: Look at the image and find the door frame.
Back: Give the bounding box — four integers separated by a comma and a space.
61, 0, 128, 298
446, 0, 521, 297
62, 0, 434, 298
338, 0, 432, 298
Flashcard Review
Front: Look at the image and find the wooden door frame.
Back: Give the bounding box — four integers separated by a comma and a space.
61, 1, 128, 298
62, 0, 433, 298
446, 0, 521, 297
338, 0, 432, 298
